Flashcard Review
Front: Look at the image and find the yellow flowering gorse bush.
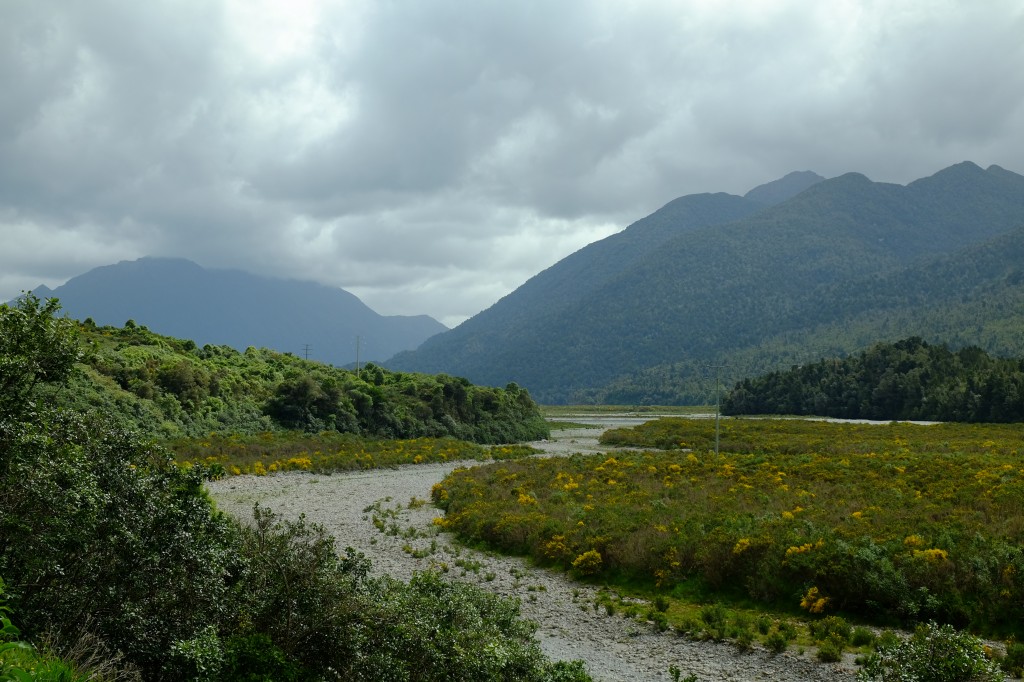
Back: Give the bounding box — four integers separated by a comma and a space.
433, 418, 1024, 634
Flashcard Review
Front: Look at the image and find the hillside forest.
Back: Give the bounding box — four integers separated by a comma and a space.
723, 337, 1024, 422
55, 311, 548, 444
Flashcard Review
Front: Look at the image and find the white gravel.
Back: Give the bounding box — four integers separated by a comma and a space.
206, 418, 859, 682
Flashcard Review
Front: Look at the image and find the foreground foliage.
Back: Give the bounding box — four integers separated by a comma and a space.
0, 295, 586, 681
725, 337, 1024, 422
435, 417, 1024, 635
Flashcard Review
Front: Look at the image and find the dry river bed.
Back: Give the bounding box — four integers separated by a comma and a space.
207, 416, 859, 681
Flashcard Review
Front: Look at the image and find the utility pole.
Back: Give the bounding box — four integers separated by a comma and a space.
715, 364, 721, 456
354, 335, 361, 378
704, 363, 727, 456
302, 343, 312, 361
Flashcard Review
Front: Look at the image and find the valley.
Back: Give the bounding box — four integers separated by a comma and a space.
207, 416, 859, 681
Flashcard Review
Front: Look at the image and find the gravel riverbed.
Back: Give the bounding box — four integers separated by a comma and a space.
207, 418, 859, 681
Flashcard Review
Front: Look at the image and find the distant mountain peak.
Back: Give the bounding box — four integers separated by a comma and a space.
743, 170, 826, 206
24, 257, 446, 365
932, 160, 987, 178
985, 164, 1024, 182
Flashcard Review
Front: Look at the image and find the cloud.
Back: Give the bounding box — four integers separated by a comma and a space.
2, 0, 1022, 325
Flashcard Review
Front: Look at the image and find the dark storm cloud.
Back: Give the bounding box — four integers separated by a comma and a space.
2, 0, 1023, 326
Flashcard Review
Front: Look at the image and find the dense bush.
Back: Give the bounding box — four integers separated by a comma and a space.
229, 506, 365, 679
60, 320, 549, 443
857, 622, 1003, 681
348, 571, 550, 681
0, 296, 586, 681
1, 411, 238, 677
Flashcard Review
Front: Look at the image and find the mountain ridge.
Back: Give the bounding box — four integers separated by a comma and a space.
386, 162, 1024, 403
26, 257, 446, 366
743, 170, 826, 205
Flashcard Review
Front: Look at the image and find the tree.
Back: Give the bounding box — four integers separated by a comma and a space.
0, 293, 81, 421
0, 297, 236, 677
263, 373, 356, 432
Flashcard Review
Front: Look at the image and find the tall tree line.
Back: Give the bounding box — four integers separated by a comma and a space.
724, 337, 1024, 422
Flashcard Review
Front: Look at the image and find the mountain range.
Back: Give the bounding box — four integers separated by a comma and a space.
386, 161, 1024, 404
27, 258, 446, 366
22, 161, 1024, 404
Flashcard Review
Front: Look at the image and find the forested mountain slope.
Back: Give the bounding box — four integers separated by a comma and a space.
389, 191, 771, 375
27, 257, 446, 366
388, 162, 1024, 403
601, 214, 1024, 404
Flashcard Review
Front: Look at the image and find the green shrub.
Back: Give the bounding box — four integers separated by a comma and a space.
765, 628, 789, 653
222, 633, 302, 682
874, 629, 900, 651
1001, 641, 1024, 677
851, 627, 876, 647
542, 659, 591, 682
778, 620, 799, 641
857, 622, 1004, 681
650, 611, 670, 632
735, 629, 755, 652
165, 625, 224, 682
1, 578, 100, 682
349, 570, 558, 681
699, 603, 727, 628
810, 616, 852, 643
675, 617, 700, 637
1, 410, 237, 677
232, 506, 365, 678
816, 634, 845, 663
698, 603, 729, 641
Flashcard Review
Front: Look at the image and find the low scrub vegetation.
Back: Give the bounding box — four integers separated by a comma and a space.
435, 417, 1024, 637
170, 431, 539, 475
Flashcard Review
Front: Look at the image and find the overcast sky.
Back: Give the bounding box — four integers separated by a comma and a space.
2, 1, 1023, 327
